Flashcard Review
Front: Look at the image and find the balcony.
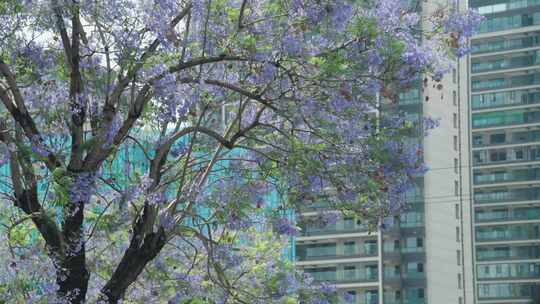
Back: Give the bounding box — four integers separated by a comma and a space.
472, 53, 540, 74
471, 72, 540, 92
471, 88, 540, 110
476, 224, 540, 242
304, 265, 379, 284
476, 245, 540, 261
472, 109, 540, 129
299, 219, 370, 237
346, 296, 379, 304
473, 145, 540, 166
296, 242, 378, 262
477, 262, 540, 280
478, 282, 540, 300
478, 11, 540, 34
472, 33, 540, 55
476, 207, 540, 223
473, 167, 540, 185
383, 300, 425, 304
474, 188, 540, 204
472, 129, 540, 148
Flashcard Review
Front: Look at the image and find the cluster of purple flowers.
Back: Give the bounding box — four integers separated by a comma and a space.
443, 9, 484, 56
274, 216, 298, 236
69, 172, 97, 203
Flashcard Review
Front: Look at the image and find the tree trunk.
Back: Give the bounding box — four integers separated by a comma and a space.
56, 199, 90, 303
56, 249, 90, 303
99, 227, 166, 303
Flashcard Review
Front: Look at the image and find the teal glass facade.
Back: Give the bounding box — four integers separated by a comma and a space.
470, 0, 540, 301
294, 88, 428, 304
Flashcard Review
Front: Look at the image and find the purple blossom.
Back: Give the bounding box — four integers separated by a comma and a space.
274, 217, 298, 236
213, 244, 244, 268
318, 212, 341, 227
103, 115, 122, 148
69, 172, 97, 203
30, 136, 50, 158
282, 34, 303, 56
331, 3, 354, 31
443, 9, 484, 57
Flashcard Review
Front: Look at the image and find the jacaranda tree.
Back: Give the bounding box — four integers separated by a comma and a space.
0, 0, 480, 303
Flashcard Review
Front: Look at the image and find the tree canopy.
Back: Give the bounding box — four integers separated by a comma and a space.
0, 0, 481, 303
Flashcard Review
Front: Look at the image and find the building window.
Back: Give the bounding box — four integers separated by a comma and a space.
453, 113, 458, 128
452, 68, 457, 83
417, 237, 423, 248
455, 204, 460, 219
453, 136, 458, 151
458, 273, 462, 289
490, 133, 506, 144
454, 158, 459, 173
490, 150, 507, 162
473, 135, 483, 146
454, 181, 459, 196
418, 288, 425, 299
459, 297, 463, 304
457, 250, 461, 265
345, 291, 357, 302
417, 263, 424, 273
456, 227, 460, 242
453, 90, 457, 106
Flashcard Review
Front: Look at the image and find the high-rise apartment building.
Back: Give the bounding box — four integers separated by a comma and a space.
468, 0, 540, 303
294, 2, 473, 304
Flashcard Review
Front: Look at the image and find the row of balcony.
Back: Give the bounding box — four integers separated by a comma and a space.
472, 108, 540, 129
477, 245, 540, 261
298, 212, 425, 237
478, 11, 540, 34
298, 218, 370, 237
474, 187, 540, 204
478, 282, 540, 300
296, 241, 378, 261
473, 167, 540, 185
472, 71, 540, 92
473, 0, 540, 17
476, 206, 540, 223
471, 88, 540, 110
472, 129, 540, 148
296, 237, 425, 262
304, 264, 379, 283
476, 223, 540, 242
333, 288, 425, 304
303, 266, 426, 285
472, 51, 540, 74
473, 145, 540, 166
477, 262, 540, 280
472, 32, 540, 55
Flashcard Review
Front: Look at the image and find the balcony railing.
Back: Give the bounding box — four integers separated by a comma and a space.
472, 55, 540, 74
307, 268, 378, 283
299, 222, 370, 237
472, 110, 540, 129
476, 225, 540, 242
477, 246, 540, 261
472, 89, 540, 110
473, 168, 540, 185
472, 34, 540, 55
474, 189, 540, 203
472, 72, 540, 92
473, 146, 540, 166
476, 208, 540, 222
296, 243, 378, 261
478, 11, 540, 34
472, 131, 540, 148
